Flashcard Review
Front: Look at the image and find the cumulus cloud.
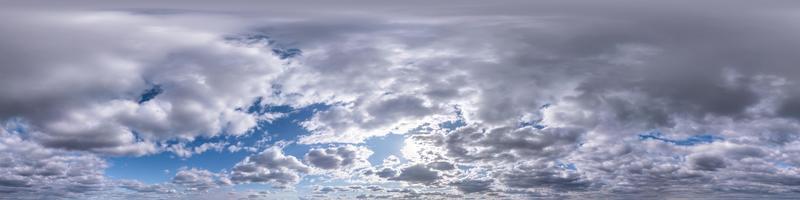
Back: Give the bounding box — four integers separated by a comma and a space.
0, 122, 108, 199
230, 147, 310, 188
0, 11, 285, 156
165, 141, 229, 158
3, 0, 800, 198
304, 145, 373, 170
172, 168, 230, 192
451, 179, 493, 194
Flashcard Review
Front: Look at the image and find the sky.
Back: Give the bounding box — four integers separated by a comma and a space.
1, 0, 800, 199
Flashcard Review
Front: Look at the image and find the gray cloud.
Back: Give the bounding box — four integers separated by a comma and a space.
0, 11, 280, 156
2, 0, 800, 198
375, 168, 398, 178
118, 180, 175, 194
451, 179, 493, 194
230, 147, 310, 188
304, 145, 372, 170
778, 95, 800, 120
688, 154, 727, 171
427, 161, 455, 171
0, 124, 109, 199
498, 163, 591, 192
410, 125, 584, 163
389, 164, 441, 185
172, 168, 230, 192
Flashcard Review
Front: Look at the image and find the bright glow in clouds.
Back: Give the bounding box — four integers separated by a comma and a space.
1, 0, 800, 199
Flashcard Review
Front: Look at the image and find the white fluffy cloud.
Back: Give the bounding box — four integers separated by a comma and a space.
304, 145, 373, 174
230, 147, 310, 188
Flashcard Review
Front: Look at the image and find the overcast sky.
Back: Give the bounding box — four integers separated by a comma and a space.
2, 1, 800, 199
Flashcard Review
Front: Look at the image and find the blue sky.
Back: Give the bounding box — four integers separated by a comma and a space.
106, 103, 408, 187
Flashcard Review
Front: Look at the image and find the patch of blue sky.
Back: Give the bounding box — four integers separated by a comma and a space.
239, 96, 295, 115
107, 133, 254, 183
297, 175, 349, 188
557, 161, 577, 171
456, 164, 474, 172
247, 103, 326, 142
519, 121, 546, 129
638, 130, 723, 146
771, 160, 795, 169
106, 103, 326, 183
439, 119, 466, 131
364, 134, 406, 165
519, 103, 551, 129
223, 34, 272, 45
107, 152, 187, 183
223, 33, 302, 60
272, 48, 302, 59
137, 84, 163, 104
278, 133, 407, 167
1, 117, 28, 135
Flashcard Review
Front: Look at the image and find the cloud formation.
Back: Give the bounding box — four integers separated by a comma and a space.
0, 122, 108, 199
1, 0, 800, 199
172, 168, 231, 192
304, 145, 372, 170
230, 147, 310, 188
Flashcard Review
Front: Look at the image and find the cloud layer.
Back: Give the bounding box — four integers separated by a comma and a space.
1, 0, 800, 199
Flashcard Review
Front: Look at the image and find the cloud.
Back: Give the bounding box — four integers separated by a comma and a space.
389, 164, 441, 185
298, 95, 449, 144
375, 168, 398, 178
118, 180, 176, 194
172, 168, 230, 192
230, 146, 310, 188
688, 154, 727, 171
0, 122, 109, 198
165, 141, 229, 158
0, 11, 284, 156
3, 1, 800, 198
497, 162, 591, 192
451, 179, 493, 194
407, 125, 584, 164
427, 161, 456, 171
304, 145, 373, 170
